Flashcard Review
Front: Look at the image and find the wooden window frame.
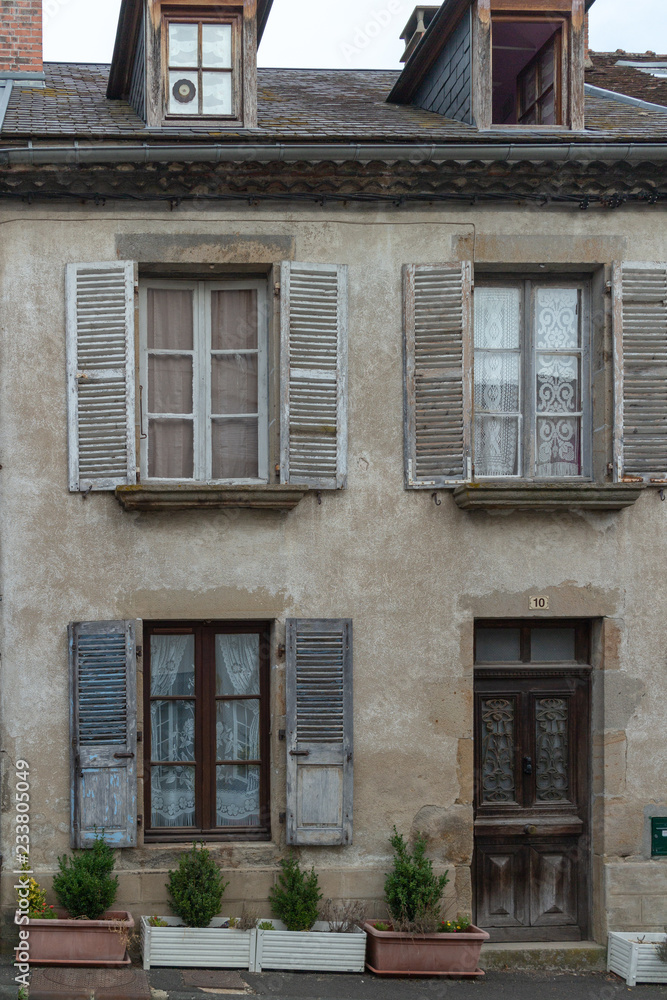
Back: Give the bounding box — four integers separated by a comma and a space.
473, 275, 591, 481
162, 8, 243, 123
474, 619, 591, 665
517, 29, 563, 125
143, 620, 271, 843
139, 277, 270, 485
489, 14, 569, 128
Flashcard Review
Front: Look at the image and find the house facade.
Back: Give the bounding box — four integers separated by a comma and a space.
1, 0, 667, 945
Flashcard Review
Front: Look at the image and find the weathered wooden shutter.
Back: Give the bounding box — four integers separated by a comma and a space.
404, 262, 473, 487
280, 263, 348, 489
285, 619, 353, 846
69, 620, 138, 848
66, 261, 137, 492
612, 261, 667, 483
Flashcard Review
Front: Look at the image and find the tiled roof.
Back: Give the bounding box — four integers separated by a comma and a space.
2, 61, 667, 143
586, 51, 667, 109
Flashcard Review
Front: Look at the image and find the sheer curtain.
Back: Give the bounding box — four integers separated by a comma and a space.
474, 287, 521, 476
150, 635, 195, 828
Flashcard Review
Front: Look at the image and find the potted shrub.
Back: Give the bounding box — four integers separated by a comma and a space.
363, 827, 489, 977
140, 842, 256, 970
17, 836, 134, 966
253, 853, 367, 973
608, 929, 667, 985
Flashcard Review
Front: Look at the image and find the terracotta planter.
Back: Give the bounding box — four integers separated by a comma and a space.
17, 910, 134, 966
364, 921, 489, 977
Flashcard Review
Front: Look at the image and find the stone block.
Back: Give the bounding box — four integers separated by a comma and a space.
607, 864, 667, 896
592, 730, 627, 797
606, 895, 642, 927
410, 804, 473, 865
642, 896, 667, 924
139, 872, 171, 905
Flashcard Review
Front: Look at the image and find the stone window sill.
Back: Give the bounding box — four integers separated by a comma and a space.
452, 482, 646, 512
115, 484, 310, 512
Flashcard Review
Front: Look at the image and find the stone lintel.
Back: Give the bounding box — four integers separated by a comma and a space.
452, 482, 646, 512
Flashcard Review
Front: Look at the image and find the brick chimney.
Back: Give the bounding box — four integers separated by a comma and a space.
0, 0, 43, 77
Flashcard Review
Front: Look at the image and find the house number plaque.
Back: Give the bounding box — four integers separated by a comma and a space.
529, 596, 549, 610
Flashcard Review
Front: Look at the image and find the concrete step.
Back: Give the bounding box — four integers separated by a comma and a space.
481, 941, 607, 972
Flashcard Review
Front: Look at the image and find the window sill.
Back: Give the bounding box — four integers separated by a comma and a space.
452, 482, 646, 512
115, 484, 310, 512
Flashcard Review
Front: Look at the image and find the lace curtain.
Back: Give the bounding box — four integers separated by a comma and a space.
150, 635, 195, 828
474, 287, 521, 476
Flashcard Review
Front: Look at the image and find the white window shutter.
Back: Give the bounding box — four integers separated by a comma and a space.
404, 262, 473, 487
612, 261, 667, 483
280, 262, 348, 489
285, 619, 353, 846
66, 261, 137, 492
69, 620, 139, 849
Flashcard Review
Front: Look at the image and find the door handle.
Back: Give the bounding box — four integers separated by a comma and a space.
524, 824, 537, 836
289, 750, 310, 757
522, 756, 533, 775
113, 752, 135, 759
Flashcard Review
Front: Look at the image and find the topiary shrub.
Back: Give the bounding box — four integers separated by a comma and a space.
167, 842, 229, 928
52, 833, 118, 920
268, 853, 322, 931
383, 827, 449, 932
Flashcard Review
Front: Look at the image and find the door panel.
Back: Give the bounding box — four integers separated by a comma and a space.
529, 845, 578, 926
476, 844, 526, 927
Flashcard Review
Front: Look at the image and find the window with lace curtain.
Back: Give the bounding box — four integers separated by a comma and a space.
473, 279, 590, 479
144, 622, 270, 841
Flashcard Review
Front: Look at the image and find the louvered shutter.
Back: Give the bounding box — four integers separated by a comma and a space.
404, 263, 473, 487
280, 262, 348, 489
69, 620, 138, 848
285, 619, 353, 846
612, 261, 667, 483
66, 261, 137, 492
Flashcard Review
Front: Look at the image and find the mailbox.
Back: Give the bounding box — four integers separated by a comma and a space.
651, 818, 667, 857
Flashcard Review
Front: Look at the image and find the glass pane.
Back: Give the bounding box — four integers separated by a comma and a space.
520, 68, 537, 111
216, 634, 260, 696
151, 765, 195, 827
168, 23, 198, 67
169, 70, 199, 115
474, 414, 520, 476
149, 355, 193, 414
540, 46, 555, 91
474, 287, 520, 349
202, 72, 232, 115
150, 634, 195, 696
536, 355, 580, 414
149, 419, 194, 479
211, 418, 258, 479
536, 416, 581, 476
151, 701, 195, 762
211, 290, 258, 350
535, 698, 570, 802
216, 764, 260, 827
217, 701, 260, 761
202, 24, 232, 68
211, 355, 258, 415
481, 698, 516, 804
535, 289, 579, 350
539, 91, 555, 125
476, 628, 521, 662
474, 352, 520, 413
147, 289, 193, 350
531, 628, 576, 662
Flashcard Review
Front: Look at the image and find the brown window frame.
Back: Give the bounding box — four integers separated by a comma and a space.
474, 619, 590, 665
162, 7, 242, 123
490, 15, 569, 128
143, 620, 271, 843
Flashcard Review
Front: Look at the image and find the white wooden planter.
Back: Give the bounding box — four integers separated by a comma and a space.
608, 931, 667, 986
254, 920, 367, 972
140, 916, 256, 970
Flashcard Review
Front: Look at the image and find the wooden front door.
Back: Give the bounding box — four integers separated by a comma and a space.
473, 622, 591, 942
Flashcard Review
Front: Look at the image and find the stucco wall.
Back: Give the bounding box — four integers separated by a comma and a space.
1, 199, 666, 941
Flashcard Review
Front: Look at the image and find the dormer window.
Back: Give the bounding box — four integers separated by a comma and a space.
167, 18, 236, 117
492, 18, 565, 126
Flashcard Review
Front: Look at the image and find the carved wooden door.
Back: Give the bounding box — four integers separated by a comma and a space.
473, 623, 590, 942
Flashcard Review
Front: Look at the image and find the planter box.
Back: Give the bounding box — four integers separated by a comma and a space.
254, 920, 367, 972
608, 931, 667, 986
140, 916, 256, 970
363, 921, 489, 977
17, 910, 133, 966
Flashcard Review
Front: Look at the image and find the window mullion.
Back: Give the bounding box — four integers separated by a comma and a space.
524, 281, 534, 479
196, 282, 210, 482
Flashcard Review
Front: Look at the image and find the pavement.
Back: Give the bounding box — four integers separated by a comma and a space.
0, 958, 667, 1000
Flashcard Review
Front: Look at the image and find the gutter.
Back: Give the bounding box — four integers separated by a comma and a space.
1, 141, 667, 166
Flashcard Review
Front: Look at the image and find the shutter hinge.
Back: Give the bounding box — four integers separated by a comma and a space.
605, 281, 612, 295
278, 729, 286, 741
136, 645, 142, 657
279, 812, 286, 824
274, 283, 281, 297
137, 814, 142, 827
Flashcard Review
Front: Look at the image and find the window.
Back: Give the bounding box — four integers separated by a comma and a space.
492, 18, 565, 126
473, 279, 589, 479
144, 621, 270, 841
166, 16, 238, 118
139, 279, 269, 483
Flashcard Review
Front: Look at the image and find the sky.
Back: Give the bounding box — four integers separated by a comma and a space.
42, 0, 667, 67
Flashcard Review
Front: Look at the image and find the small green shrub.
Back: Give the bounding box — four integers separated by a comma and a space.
258, 920, 275, 930
147, 915, 168, 927
374, 920, 390, 931
18, 987, 28, 1000
16, 855, 56, 919
384, 827, 448, 931
52, 834, 118, 920
656, 928, 667, 963
269, 853, 322, 932
167, 843, 229, 928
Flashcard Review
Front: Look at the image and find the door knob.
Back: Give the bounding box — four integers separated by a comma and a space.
524, 824, 537, 836
522, 756, 533, 775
